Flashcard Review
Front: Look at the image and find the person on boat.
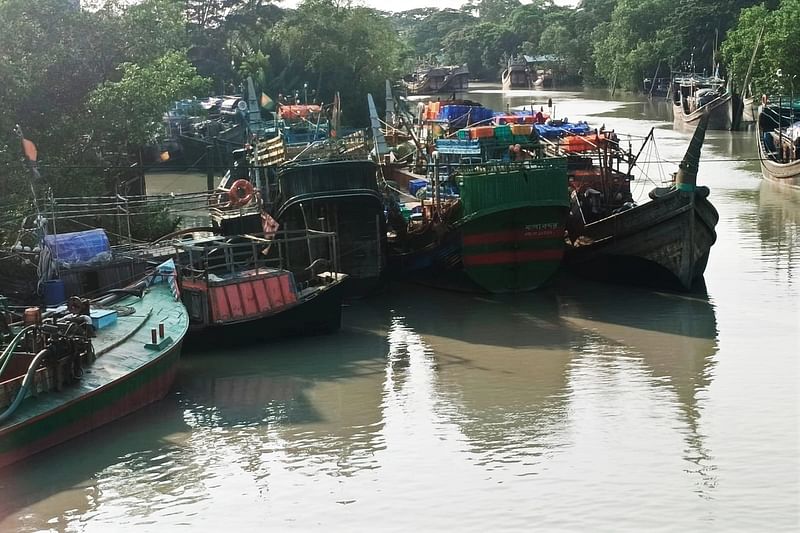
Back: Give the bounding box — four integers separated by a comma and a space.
65, 296, 94, 338
581, 188, 604, 223
535, 108, 545, 124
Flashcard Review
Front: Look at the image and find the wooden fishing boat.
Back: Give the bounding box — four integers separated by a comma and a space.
671, 74, 735, 130
756, 99, 800, 189
402, 64, 470, 95
387, 129, 569, 293
173, 229, 347, 342
0, 261, 188, 469
501, 56, 533, 90
565, 114, 719, 291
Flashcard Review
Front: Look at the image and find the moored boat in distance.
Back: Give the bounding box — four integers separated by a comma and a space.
671, 74, 736, 130
0, 261, 189, 469
756, 98, 800, 189
565, 114, 719, 291
401, 63, 470, 96
502, 56, 533, 90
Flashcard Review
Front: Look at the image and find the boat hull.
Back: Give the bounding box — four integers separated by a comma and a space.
565, 187, 719, 291
759, 157, 800, 189
672, 95, 733, 130
756, 113, 800, 189
501, 67, 532, 90
460, 206, 566, 292
0, 338, 182, 470
186, 277, 345, 346
390, 205, 566, 293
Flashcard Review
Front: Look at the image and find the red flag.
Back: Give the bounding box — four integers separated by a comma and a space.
22, 138, 37, 162
260, 212, 280, 256
261, 212, 279, 237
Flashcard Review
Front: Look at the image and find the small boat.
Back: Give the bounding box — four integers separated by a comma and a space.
501, 56, 533, 90
756, 98, 800, 189
564, 114, 719, 291
173, 78, 277, 171
387, 126, 569, 293
671, 74, 735, 130
0, 261, 189, 469
532, 70, 553, 88
402, 64, 470, 95
173, 229, 347, 341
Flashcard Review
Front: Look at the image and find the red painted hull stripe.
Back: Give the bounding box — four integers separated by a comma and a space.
463, 249, 564, 266
462, 228, 564, 246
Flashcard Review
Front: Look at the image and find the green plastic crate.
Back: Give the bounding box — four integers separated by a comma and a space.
494, 125, 512, 141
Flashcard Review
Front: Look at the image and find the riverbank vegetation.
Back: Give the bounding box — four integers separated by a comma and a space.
1, 0, 797, 244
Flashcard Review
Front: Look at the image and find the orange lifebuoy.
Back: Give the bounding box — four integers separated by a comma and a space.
228, 179, 255, 207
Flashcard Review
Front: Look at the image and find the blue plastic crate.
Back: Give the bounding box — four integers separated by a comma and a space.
91, 308, 118, 330
408, 178, 428, 196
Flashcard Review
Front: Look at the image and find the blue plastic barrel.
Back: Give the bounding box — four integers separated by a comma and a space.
43, 279, 66, 306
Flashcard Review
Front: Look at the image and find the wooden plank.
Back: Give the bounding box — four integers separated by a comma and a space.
253, 278, 271, 313
211, 286, 231, 321
223, 285, 244, 319
239, 281, 259, 316
279, 273, 297, 304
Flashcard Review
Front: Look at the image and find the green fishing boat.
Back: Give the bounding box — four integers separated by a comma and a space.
456, 159, 569, 291
0, 261, 189, 469
388, 157, 569, 293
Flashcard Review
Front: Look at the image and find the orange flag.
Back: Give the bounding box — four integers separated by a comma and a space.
21, 138, 37, 162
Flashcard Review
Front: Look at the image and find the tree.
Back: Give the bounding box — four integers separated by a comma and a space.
271, 0, 406, 123
89, 51, 210, 149
722, 0, 800, 95
0, 0, 203, 214
465, 0, 522, 22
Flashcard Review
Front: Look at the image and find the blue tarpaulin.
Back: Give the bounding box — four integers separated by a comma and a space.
44, 229, 111, 267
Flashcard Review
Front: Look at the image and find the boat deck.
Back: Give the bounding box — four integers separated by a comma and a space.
0, 283, 189, 429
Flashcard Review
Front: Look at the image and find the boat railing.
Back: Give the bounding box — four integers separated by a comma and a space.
174, 229, 340, 285
418, 158, 567, 180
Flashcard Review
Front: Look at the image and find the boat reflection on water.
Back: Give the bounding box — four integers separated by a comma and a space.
556, 275, 719, 489
381, 280, 719, 482
756, 179, 799, 279
383, 284, 576, 469
0, 397, 189, 532
175, 306, 392, 478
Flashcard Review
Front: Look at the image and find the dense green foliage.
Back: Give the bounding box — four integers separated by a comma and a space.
0, 0, 407, 244
0, 0, 206, 243
394, 0, 790, 92
722, 0, 800, 96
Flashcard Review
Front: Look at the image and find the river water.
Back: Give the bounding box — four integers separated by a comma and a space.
1, 86, 798, 532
